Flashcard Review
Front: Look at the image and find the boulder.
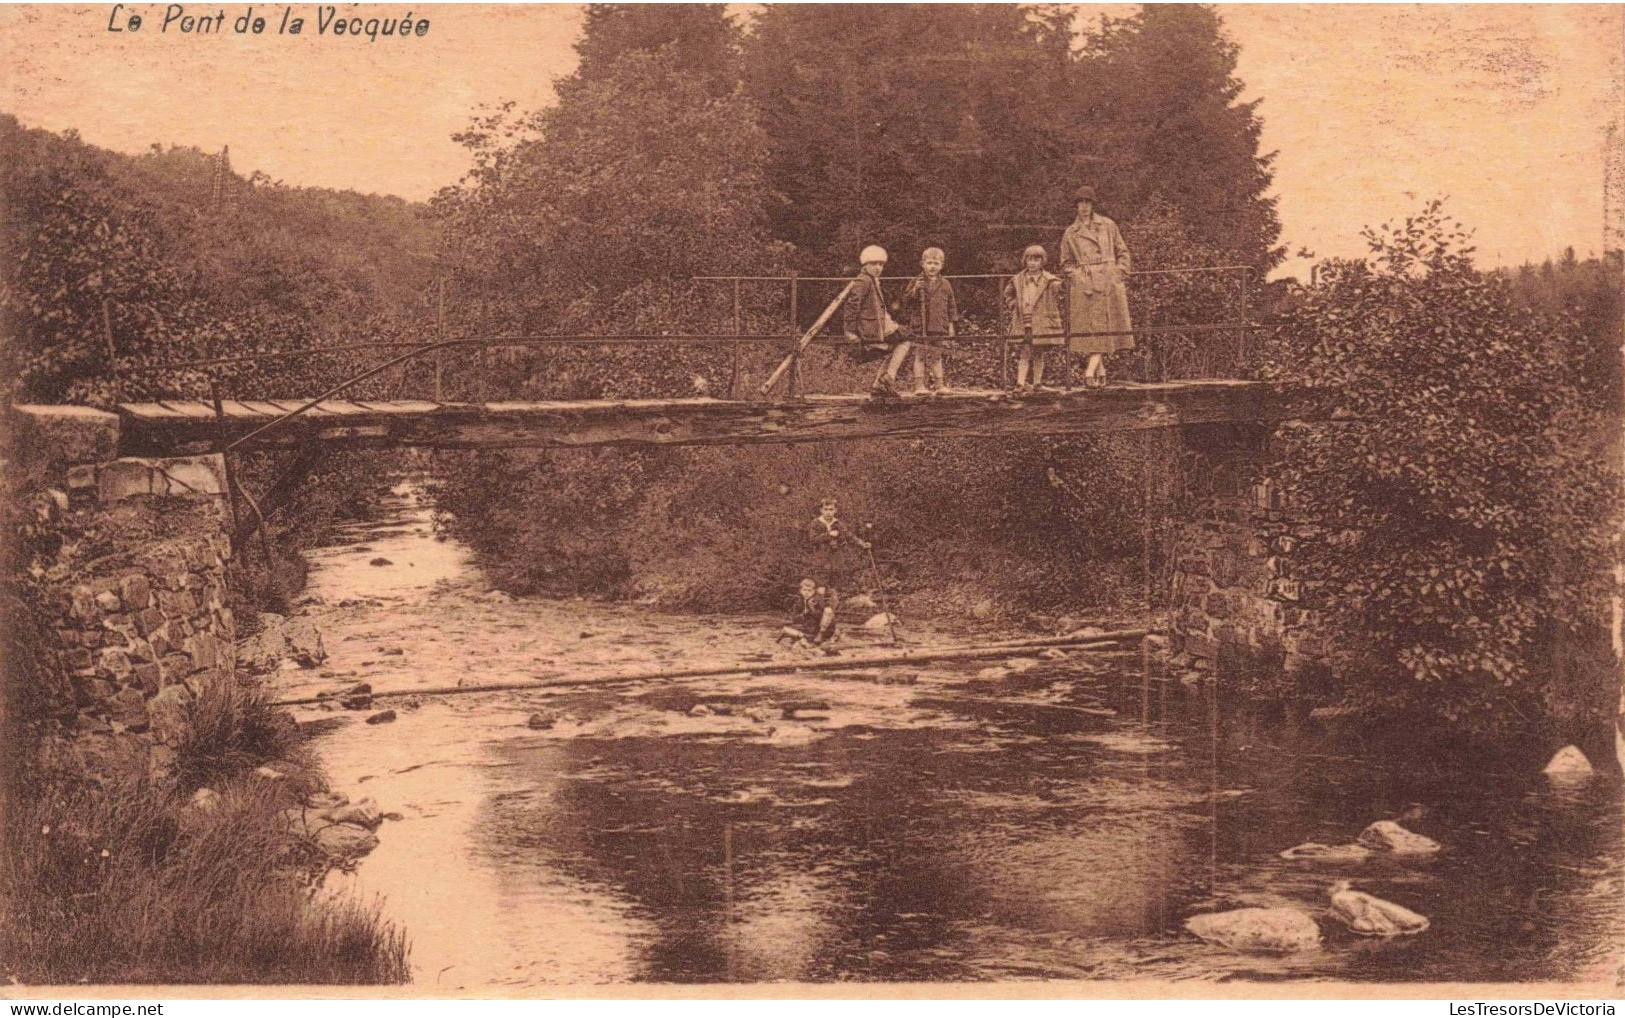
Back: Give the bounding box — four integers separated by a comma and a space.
106, 686, 150, 732
744, 706, 781, 723
306, 791, 349, 811
975, 666, 1010, 680
1356, 820, 1440, 856
189, 787, 222, 813
340, 694, 374, 711
314, 822, 380, 860
364, 709, 397, 725
1278, 842, 1373, 863
1328, 881, 1429, 936
326, 797, 383, 830
1184, 907, 1321, 954
688, 703, 714, 717
862, 612, 899, 630
1039, 648, 1069, 660
527, 711, 557, 730
1543, 745, 1594, 776
284, 619, 326, 668
845, 594, 877, 610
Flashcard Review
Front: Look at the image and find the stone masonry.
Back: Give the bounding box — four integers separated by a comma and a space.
9, 406, 237, 785
1167, 438, 1330, 681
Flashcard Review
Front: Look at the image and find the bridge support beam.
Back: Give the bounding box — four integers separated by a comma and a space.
111, 381, 1305, 456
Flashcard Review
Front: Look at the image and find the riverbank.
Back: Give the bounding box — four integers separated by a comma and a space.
0, 456, 412, 985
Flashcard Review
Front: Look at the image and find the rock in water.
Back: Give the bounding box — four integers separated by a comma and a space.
364, 709, 396, 725
326, 797, 383, 830
1543, 745, 1594, 776
1184, 907, 1321, 953
527, 712, 556, 730
1356, 820, 1441, 855
1279, 842, 1373, 863
845, 594, 877, 610
285, 619, 327, 667
688, 703, 714, 717
862, 612, 898, 630
314, 822, 380, 861
1328, 881, 1429, 936
368, 557, 392, 567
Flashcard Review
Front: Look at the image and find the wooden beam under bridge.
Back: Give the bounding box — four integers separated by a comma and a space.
115, 381, 1312, 457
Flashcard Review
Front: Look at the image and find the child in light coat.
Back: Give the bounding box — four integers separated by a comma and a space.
1004, 244, 1065, 390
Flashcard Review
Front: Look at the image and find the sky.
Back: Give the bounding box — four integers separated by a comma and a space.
1, 3, 1619, 280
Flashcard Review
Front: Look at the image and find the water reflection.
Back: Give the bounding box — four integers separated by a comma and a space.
291, 481, 1623, 986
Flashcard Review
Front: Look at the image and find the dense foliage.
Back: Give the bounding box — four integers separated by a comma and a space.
1, 115, 438, 406
1267, 203, 1620, 742
743, 4, 1281, 275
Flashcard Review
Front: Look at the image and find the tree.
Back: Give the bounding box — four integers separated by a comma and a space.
743, 5, 1071, 273
1072, 5, 1282, 271
435, 8, 787, 397
574, 4, 739, 96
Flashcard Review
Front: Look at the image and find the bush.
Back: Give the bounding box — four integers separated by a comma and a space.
1265, 202, 1620, 742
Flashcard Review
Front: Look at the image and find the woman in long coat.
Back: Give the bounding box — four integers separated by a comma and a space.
1059, 186, 1132, 386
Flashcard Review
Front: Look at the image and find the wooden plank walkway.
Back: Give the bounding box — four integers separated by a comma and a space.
116, 380, 1304, 456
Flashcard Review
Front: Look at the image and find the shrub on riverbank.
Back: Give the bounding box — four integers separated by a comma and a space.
1266, 204, 1621, 750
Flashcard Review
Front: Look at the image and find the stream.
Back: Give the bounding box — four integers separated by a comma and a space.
277, 480, 1624, 988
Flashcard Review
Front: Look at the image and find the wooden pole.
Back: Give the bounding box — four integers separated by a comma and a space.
268, 628, 1147, 707
761, 281, 855, 396
729, 277, 743, 399
788, 271, 801, 399
209, 381, 241, 537
434, 277, 445, 403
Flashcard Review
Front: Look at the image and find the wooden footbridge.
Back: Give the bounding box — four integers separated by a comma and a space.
89, 265, 1296, 457
114, 380, 1299, 458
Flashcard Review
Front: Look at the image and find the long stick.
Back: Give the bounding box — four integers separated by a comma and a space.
865, 544, 900, 645
267, 628, 1146, 707
760, 280, 856, 396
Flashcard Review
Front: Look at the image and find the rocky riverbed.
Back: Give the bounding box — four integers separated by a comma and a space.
268, 479, 1624, 989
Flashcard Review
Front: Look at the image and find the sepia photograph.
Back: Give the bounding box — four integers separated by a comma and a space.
0, 1, 1621, 998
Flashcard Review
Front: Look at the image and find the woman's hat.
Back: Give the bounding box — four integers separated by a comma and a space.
1074, 186, 1098, 203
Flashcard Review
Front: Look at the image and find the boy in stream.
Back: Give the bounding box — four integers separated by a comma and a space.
804, 496, 870, 633
779, 578, 837, 650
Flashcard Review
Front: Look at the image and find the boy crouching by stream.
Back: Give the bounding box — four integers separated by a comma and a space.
779, 578, 836, 650
893, 247, 959, 393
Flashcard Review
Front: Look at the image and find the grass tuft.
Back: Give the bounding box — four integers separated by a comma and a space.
0, 775, 410, 984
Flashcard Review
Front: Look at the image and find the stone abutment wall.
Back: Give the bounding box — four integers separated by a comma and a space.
8, 406, 238, 786
1166, 430, 1330, 685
